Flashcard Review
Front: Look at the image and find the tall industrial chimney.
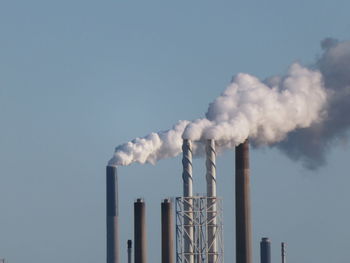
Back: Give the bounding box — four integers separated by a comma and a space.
161, 199, 174, 263
281, 242, 286, 263
260, 238, 271, 263
134, 198, 147, 263
127, 240, 132, 263
235, 139, 252, 263
182, 139, 194, 263
106, 166, 120, 263
206, 139, 217, 263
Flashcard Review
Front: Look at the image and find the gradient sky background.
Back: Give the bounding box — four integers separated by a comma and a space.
1, 1, 350, 262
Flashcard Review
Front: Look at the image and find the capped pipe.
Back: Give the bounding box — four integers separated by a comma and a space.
182, 139, 194, 263
127, 240, 132, 263
106, 166, 120, 263
260, 237, 271, 263
161, 199, 174, 263
235, 139, 252, 263
134, 198, 147, 263
206, 139, 217, 263
281, 242, 286, 263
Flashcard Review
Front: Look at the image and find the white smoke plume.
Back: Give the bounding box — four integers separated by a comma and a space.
109, 39, 350, 168
277, 38, 350, 169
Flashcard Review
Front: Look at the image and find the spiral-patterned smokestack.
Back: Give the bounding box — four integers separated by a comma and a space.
206, 139, 216, 197
182, 139, 194, 263
182, 139, 193, 197
206, 139, 217, 263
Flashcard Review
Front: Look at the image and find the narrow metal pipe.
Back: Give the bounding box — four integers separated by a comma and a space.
206, 139, 217, 263
127, 240, 132, 263
235, 139, 252, 263
260, 238, 271, 263
134, 199, 147, 263
106, 166, 120, 263
182, 139, 194, 263
161, 199, 174, 263
281, 242, 286, 263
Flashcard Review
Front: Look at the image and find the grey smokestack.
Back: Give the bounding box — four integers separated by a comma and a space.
235, 139, 252, 263
260, 238, 271, 263
161, 199, 174, 263
206, 139, 217, 263
134, 198, 147, 263
281, 242, 286, 263
182, 139, 194, 263
106, 166, 120, 263
127, 240, 132, 263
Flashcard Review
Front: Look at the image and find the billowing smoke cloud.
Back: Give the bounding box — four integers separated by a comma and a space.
109, 39, 350, 168
183, 63, 326, 148
276, 38, 350, 169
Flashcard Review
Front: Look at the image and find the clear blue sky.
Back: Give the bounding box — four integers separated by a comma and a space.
1, 1, 349, 262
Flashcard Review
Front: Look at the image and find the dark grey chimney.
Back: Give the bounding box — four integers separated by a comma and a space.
161, 199, 174, 263
260, 237, 271, 263
235, 140, 252, 263
134, 198, 147, 263
106, 166, 120, 263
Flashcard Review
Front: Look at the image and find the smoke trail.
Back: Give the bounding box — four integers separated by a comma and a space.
109, 39, 350, 168
108, 120, 190, 166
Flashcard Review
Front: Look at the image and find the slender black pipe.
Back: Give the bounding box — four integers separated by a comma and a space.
127, 240, 132, 263
281, 242, 286, 263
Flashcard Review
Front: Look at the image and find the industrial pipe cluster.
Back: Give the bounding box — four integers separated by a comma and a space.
106, 139, 289, 263
105, 169, 175, 263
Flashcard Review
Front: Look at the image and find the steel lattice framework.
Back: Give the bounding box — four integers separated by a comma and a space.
175, 196, 224, 263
